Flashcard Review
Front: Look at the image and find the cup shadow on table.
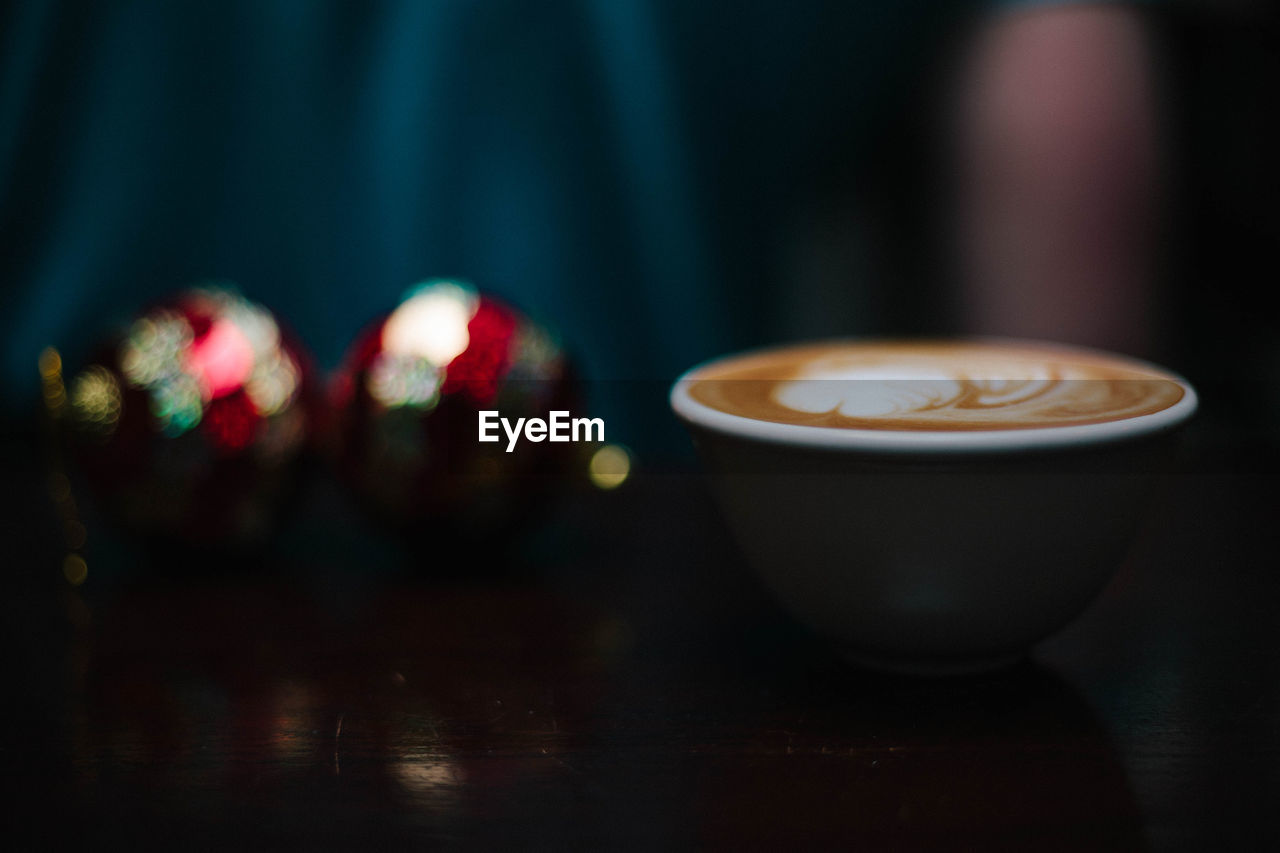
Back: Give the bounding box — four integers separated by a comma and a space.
679, 616, 1147, 851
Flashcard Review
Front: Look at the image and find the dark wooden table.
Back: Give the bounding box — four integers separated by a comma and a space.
3, 431, 1278, 850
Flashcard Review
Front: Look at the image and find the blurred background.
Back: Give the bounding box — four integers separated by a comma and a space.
1, 0, 1275, 456
1, 1, 1278, 847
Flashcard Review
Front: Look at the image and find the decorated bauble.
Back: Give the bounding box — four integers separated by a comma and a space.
328, 279, 578, 536
61, 285, 316, 546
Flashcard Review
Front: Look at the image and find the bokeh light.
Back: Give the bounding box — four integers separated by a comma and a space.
62, 554, 88, 586
382, 280, 478, 365
588, 444, 632, 491
39, 346, 66, 416
69, 365, 122, 436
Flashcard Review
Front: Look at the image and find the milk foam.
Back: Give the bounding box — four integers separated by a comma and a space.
776, 354, 1071, 423
687, 341, 1185, 431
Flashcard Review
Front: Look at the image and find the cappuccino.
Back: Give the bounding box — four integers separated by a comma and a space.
685, 340, 1184, 432
671, 339, 1198, 673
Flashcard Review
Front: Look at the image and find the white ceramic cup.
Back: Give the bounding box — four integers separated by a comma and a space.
671, 339, 1197, 675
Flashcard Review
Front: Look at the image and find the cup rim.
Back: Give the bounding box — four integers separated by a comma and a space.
669, 338, 1199, 454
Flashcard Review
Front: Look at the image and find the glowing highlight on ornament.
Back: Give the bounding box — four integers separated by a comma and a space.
150, 373, 203, 435
589, 443, 632, 490
382, 281, 478, 365
220, 292, 282, 355
186, 317, 255, 399
367, 352, 442, 409
247, 350, 300, 416
121, 312, 193, 388
69, 366, 122, 434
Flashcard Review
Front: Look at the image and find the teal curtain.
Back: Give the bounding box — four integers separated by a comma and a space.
2, 0, 997, 450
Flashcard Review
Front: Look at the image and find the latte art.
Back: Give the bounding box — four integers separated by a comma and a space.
687, 341, 1185, 431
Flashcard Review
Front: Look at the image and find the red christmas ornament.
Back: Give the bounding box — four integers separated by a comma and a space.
328, 280, 578, 536
61, 285, 316, 546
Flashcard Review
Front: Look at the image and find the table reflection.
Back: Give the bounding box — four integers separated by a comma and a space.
687, 662, 1143, 850
55, 582, 620, 846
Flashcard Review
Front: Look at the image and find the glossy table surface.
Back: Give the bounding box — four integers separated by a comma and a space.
3, 431, 1278, 851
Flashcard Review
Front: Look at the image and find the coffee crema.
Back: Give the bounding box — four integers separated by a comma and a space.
686, 340, 1185, 431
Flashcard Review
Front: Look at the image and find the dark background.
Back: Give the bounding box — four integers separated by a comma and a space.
0, 2, 1276, 456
